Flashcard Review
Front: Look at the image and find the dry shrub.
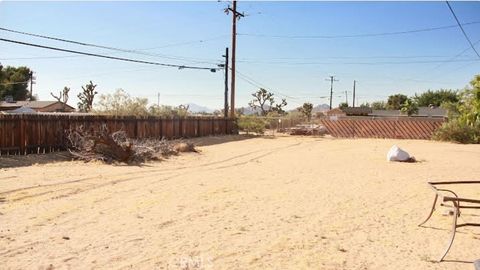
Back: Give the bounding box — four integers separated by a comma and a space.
66, 125, 197, 163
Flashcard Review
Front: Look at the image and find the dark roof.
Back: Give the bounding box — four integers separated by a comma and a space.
0, 100, 73, 109
342, 107, 372, 115
370, 110, 401, 117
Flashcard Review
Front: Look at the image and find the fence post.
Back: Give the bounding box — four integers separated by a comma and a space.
19, 115, 25, 155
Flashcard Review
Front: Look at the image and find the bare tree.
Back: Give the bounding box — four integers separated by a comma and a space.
50, 86, 70, 111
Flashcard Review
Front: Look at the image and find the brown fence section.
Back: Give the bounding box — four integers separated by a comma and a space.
0, 114, 236, 155
318, 117, 445, 139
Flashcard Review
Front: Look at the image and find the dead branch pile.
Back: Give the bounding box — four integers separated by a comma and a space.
65, 125, 197, 163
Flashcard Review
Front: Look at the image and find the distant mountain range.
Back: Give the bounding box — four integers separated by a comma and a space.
312, 104, 330, 113
186, 103, 331, 115
186, 103, 215, 113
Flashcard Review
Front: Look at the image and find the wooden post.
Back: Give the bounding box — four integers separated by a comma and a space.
19, 115, 25, 155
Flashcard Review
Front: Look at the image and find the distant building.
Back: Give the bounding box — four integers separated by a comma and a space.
369, 107, 447, 118
341, 107, 372, 116
417, 107, 447, 117
325, 108, 347, 116
0, 100, 75, 112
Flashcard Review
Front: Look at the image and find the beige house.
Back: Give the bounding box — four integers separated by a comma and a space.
0, 100, 75, 112
325, 108, 347, 116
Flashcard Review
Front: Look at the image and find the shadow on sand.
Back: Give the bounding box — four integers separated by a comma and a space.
0, 134, 262, 169
0, 151, 73, 169
188, 134, 264, 147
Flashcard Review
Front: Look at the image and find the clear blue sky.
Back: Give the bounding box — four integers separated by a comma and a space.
1, 1, 479, 110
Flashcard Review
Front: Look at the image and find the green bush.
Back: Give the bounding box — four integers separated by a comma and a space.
432, 74, 480, 144
433, 120, 480, 144
237, 116, 267, 135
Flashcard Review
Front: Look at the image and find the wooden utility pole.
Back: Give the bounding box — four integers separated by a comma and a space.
29, 71, 35, 98
226, 0, 243, 118
352, 80, 356, 107
223, 47, 229, 118
326, 76, 338, 110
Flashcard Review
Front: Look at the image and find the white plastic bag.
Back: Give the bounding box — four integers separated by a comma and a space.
387, 145, 411, 162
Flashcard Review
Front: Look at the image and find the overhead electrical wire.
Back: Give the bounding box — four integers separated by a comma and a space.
237, 21, 480, 39
445, 1, 480, 59
236, 59, 478, 66
0, 26, 222, 64
138, 35, 229, 50
237, 55, 474, 61
429, 38, 480, 70
233, 69, 298, 100
0, 38, 220, 71
233, 69, 335, 105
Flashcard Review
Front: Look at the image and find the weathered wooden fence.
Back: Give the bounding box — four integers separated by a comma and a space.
318, 116, 445, 139
0, 114, 236, 155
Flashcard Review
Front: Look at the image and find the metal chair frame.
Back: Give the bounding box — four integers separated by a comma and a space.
418, 181, 480, 262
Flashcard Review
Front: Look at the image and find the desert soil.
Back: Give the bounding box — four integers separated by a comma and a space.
0, 135, 479, 270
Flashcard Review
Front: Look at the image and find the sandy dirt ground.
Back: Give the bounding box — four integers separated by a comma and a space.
0, 135, 479, 270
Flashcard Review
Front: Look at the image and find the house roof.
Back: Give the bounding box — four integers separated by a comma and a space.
5, 106, 37, 114
342, 107, 372, 115
369, 107, 447, 117
326, 108, 347, 115
0, 100, 74, 109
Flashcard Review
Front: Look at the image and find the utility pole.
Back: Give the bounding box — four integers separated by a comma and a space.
223, 47, 229, 118
29, 71, 35, 99
225, 0, 244, 118
352, 80, 356, 107
345, 90, 348, 105
326, 76, 338, 110
157, 92, 160, 107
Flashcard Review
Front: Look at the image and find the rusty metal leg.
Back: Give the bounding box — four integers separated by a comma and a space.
419, 195, 438, 226
438, 201, 459, 262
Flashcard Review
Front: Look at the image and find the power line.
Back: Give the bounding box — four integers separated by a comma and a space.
233, 70, 303, 106
234, 69, 298, 100
0, 26, 222, 64
445, 1, 480, 59
425, 38, 480, 71
236, 59, 478, 65
0, 38, 220, 71
138, 35, 228, 50
237, 55, 474, 61
237, 21, 480, 39
0, 49, 220, 65
227, 71, 343, 105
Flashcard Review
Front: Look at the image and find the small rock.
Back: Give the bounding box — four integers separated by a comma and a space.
62, 236, 70, 240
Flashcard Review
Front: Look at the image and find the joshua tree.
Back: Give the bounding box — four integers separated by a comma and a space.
249, 88, 287, 116
77, 81, 98, 112
298, 102, 313, 122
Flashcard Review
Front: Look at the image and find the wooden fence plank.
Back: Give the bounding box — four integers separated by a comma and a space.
0, 114, 236, 155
